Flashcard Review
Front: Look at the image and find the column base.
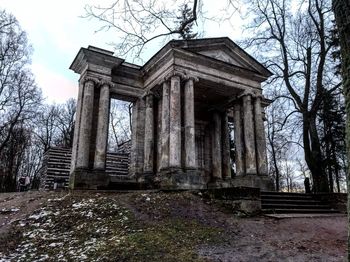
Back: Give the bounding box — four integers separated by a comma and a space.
207, 178, 232, 189
231, 175, 274, 191
135, 172, 156, 189
69, 169, 110, 189
155, 168, 206, 190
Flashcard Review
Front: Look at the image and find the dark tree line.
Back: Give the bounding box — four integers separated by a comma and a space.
0, 9, 78, 192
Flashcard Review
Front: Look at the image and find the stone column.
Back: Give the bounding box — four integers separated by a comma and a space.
233, 103, 244, 176
160, 81, 170, 170
93, 83, 110, 170
242, 94, 257, 175
156, 98, 162, 172
169, 75, 181, 168
221, 111, 231, 179
184, 78, 196, 169
254, 96, 268, 175
76, 78, 95, 169
143, 94, 154, 173
212, 111, 222, 180
130, 99, 146, 176
70, 81, 84, 173
130, 101, 139, 176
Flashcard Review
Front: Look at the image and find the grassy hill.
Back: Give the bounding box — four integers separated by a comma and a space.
0, 191, 346, 261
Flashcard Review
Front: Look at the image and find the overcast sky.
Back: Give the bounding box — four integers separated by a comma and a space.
2, 0, 243, 104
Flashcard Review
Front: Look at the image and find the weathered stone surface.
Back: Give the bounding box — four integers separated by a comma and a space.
143, 94, 154, 173
242, 95, 257, 175
254, 96, 268, 175
156, 98, 162, 172
169, 75, 181, 168
184, 78, 196, 169
160, 81, 170, 170
233, 104, 244, 176
72, 169, 110, 189
232, 175, 274, 191
76, 79, 95, 169
129, 101, 139, 177
156, 169, 206, 190
129, 99, 145, 176
94, 84, 110, 170
221, 111, 231, 179
70, 82, 84, 175
211, 111, 222, 180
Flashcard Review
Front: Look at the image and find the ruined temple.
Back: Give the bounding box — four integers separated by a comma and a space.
69, 37, 274, 190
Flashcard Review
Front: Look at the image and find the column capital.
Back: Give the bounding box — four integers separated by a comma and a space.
98, 79, 115, 88
81, 76, 98, 85
164, 70, 186, 81
80, 76, 115, 89
237, 90, 255, 99
183, 75, 199, 82
142, 90, 155, 99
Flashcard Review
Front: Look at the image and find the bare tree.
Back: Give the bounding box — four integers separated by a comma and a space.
242, 0, 341, 192
84, 0, 201, 59
0, 9, 42, 191
56, 98, 76, 148
108, 99, 131, 152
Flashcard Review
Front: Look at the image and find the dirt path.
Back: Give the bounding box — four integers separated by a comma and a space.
199, 216, 346, 261
0, 191, 346, 261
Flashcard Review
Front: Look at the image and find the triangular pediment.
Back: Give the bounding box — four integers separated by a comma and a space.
142, 37, 273, 81
169, 37, 272, 78
197, 49, 251, 69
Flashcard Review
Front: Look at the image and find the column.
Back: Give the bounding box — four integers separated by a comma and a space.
143, 94, 154, 173
94, 83, 110, 170
233, 103, 244, 176
212, 111, 222, 179
184, 78, 196, 169
156, 98, 162, 172
70, 81, 84, 173
160, 81, 170, 170
242, 94, 257, 175
76, 78, 95, 169
130, 101, 139, 176
254, 96, 268, 175
221, 111, 231, 179
169, 75, 181, 168
136, 99, 146, 174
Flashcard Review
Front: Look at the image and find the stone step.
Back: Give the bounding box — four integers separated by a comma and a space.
41, 147, 131, 190
261, 191, 311, 196
261, 194, 313, 200
260, 191, 340, 214
262, 208, 338, 214
261, 198, 322, 205
262, 204, 331, 209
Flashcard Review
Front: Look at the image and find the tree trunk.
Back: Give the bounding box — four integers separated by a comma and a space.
303, 114, 329, 192
332, 0, 350, 260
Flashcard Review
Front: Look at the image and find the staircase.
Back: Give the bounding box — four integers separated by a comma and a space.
41, 147, 71, 190
106, 152, 133, 183
261, 191, 339, 214
41, 147, 133, 190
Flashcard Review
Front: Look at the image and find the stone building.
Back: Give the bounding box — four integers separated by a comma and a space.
69, 37, 273, 190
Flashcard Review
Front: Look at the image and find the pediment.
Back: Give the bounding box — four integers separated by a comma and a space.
171, 37, 272, 78
197, 49, 252, 69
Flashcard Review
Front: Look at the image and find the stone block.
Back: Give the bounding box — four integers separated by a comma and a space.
231, 175, 274, 191
70, 169, 110, 189
156, 169, 206, 190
